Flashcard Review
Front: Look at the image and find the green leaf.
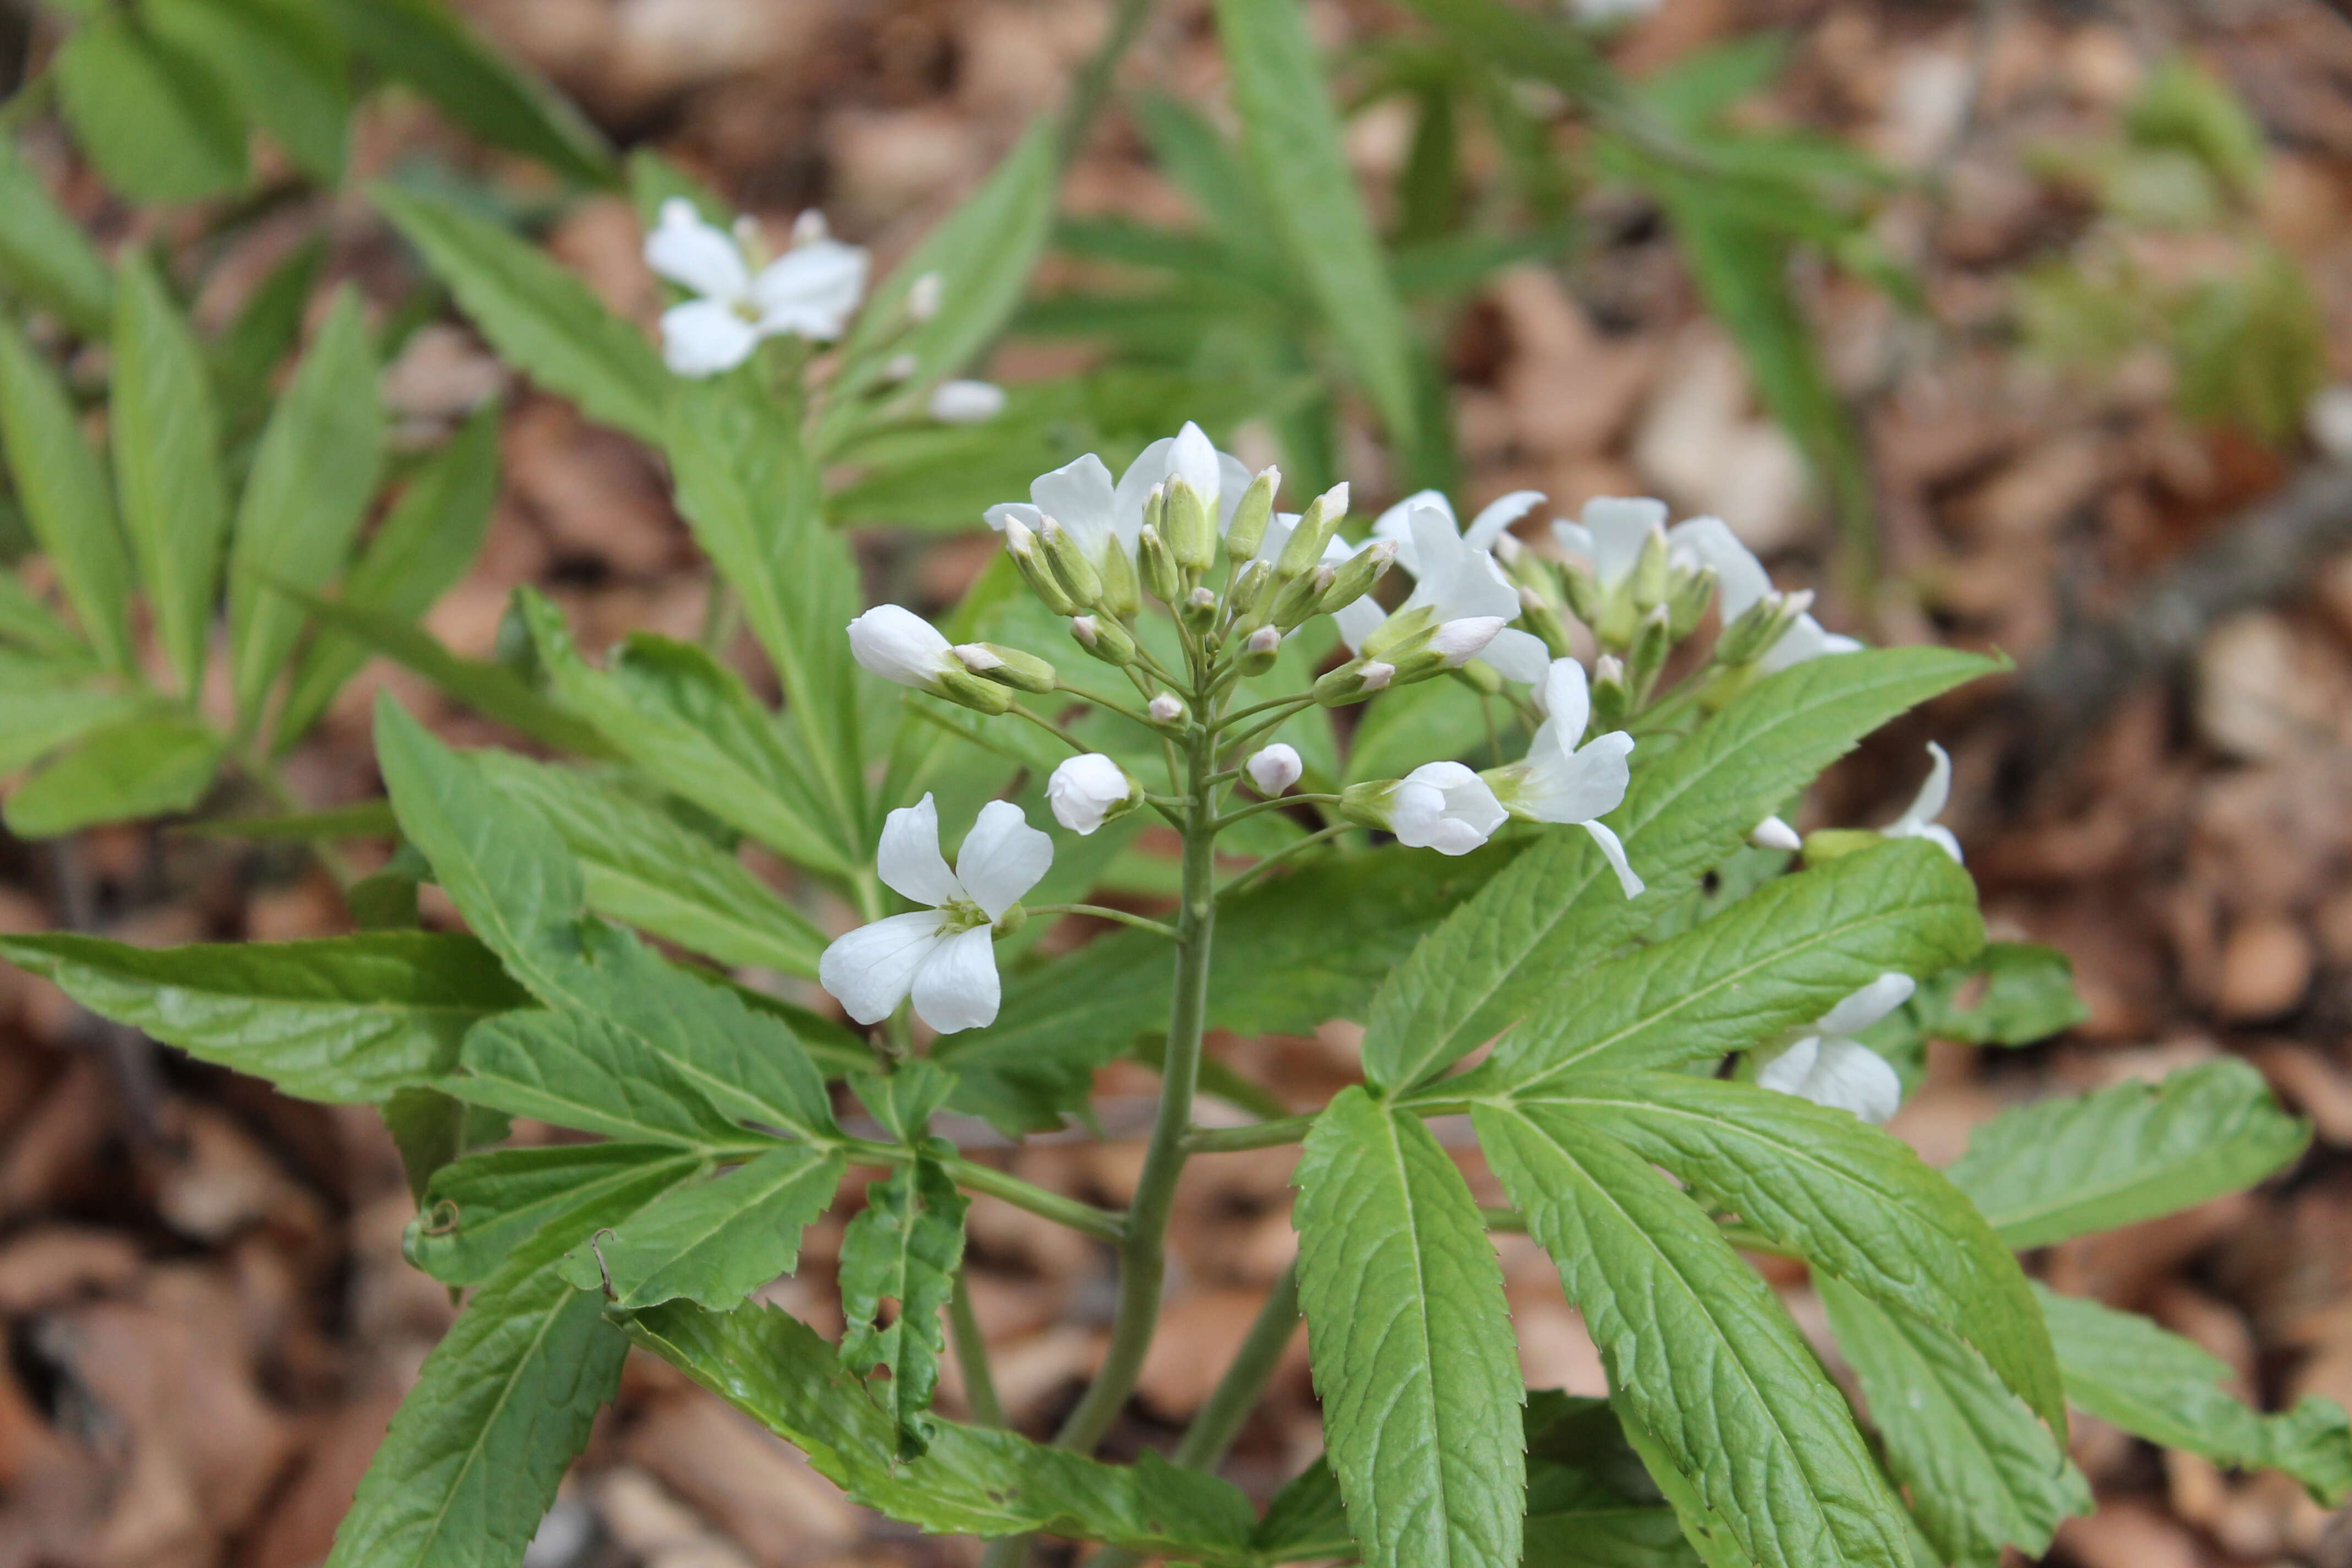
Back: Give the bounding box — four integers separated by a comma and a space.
476, 751, 827, 978
822, 119, 1058, 447
0, 142, 113, 335
521, 595, 856, 875
323, 0, 613, 186
212, 236, 325, 410
1944, 1059, 2309, 1249
111, 251, 230, 696
938, 842, 1517, 1133
373, 184, 663, 440
1213, 0, 1422, 451
2035, 1284, 2352, 1505
1475, 1102, 1911, 1568
226, 288, 384, 726
406, 1142, 699, 1286
3, 713, 222, 836
1606, 1392, 1756, 1568
839, 1151, 967, 1457
556, 1142, 844, 1310
1526, 1072, 2060, 1435
0, 572, 90, 662
1897, 942, 2087, 1047
53, 15, 247, 203
179, 798, 397, 840
380, 1085, 509, 1204
141, 0, 351, 184
282, 584, 614, 755
324, 1159, 684, 1568
617, 1297, 1260, 1557
1255, 1459, 1355, 1562
1523, 1393, 1709, 1568
0, 929, 524, 1102
0, 657, 151, 773
1294, 1087, 1524, 1568
850, 1059, 958, 1144
665, 376, 865, 842
276, 401, 502, 746
1362, 647, 1996, 1091
0, 318, 136, 670
1819, 1278, 2089, 1568
1467, 842, 1981, 1095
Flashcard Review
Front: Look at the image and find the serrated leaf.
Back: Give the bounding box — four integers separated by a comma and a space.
373, 184, 663, 440
111, 250, 230, 696
850, 1059, 958, 1145
1518, 1071, 2060, 1436
1820, 1278, 2089, 1568
1467, 841, 1981, 1095
1899, 941, 2088, 1047
1475, 1102, 1911, 1568
381, 1085, 510, 1204
1945, 1058, 2309, 1248
617, 1298, 1260, 1557
556, 1142, 843, 1310
0, 929, 524, 1102
476, 750, 826, 978
0, 142, 113, 336
3, 713, 222, 836
1213, 0, 1421, 454
276, 401, 502, 747
2035, 1284, 2352, 1504
324, 0, 613, 185
324, 1156, 685, 1568
936, 842, 1517, 1133
1294, 1087, 1524, 1568
53, 15, 248, 203
1605, 1392, 1755, 1568
1255, 1459, 1355, 1562
0, 318, 136, 671
521, 593, 856, 875
665, 375, 866, 842
1361, 647, 1996, 1093
407, 1142, 699, 1286
141, 0, 350, 184
0, 656, 151, 773
227, 287, 383, 726
839, 1152, 967, 1457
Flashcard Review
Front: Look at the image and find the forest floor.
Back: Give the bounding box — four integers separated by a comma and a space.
4, 1, 2352, 1564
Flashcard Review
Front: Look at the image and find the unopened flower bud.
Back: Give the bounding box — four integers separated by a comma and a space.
1668, 563, 1718, 639
1626, 603, 1673, 699
953, 641, 1056, 693
937, 667, 1016, 715
1181, 585, 1218, 634
1275, 484, 1348, 578
850, 605, 961, 692
1556, 559, 1603, 627
1630, 522, 1673, 612
1272, 564, 1336, 632
792, 209, 830, 246
1227, 558, 1273, 625
1716, 589, 1809, 668
1147, 693, 1186, 728
1314, 657, 1395, 706
1006, 519, 1079, 615
1041, 517, 1104, 608
1097, 534, 1141, 619
1589, 654, 1631, 729
1316, 539, 1395, 617
1246, 742, 1303, 796
1516, 586, 1575, 656
1234, 624, 1282, 677
1362, 604, 1436, 661
1429, 616, 1507, 668
1750, 815, 1803, 853
1226, 468, 1278, 561
1137, 524, 1183, 606
1070, 613, 1137, 667
1047, 753, 1142, 836
883, 351, 919, 384
1164, 475, 1215, 571
906, 269, 943, 320
929, 379, 1005, 424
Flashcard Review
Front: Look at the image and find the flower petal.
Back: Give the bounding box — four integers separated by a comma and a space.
847, 605, 954, 689
1112, 437, 1174, 548
1917, 823, 1965, 864
819, 911, 943, 1025
1757, 614, 1862, 673
1538, 657, 1591, 738
1169, 421, 1222, 506
1818, 972, 1918, 1036
658, 299, 761, 377
878, 794, 962, 907
1579, 496, 1668, 586
1373, 489, 1450, 575
645, 200, 749, 300
1031, 453, 1120, 559
1891, 742, 1953, 833
1215, 453, 1253, 530
955, 799, 1053, 919
752, 239, 868, 341
1669, 516, 1773, 624
1478, 628, 1553, 687
910, 924, 1001, 1033
1582, 818, 1645, 897
1462, 489, 1545, 551
984, 502, 1042, 534
1789, 1037, 1903, 1124
1333, 596, 1386, 654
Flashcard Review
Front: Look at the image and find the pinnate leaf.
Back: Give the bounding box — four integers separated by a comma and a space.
556, 1142, 845, 1310
0, 143, 112, 335
0, 318, 136, 671
839, 1151, 968, 1457
3, 714, 222, 837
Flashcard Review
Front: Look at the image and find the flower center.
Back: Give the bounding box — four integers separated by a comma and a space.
936, 898, 989, 934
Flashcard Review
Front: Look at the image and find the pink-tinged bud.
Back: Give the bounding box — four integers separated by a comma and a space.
1246, 743, 1303, 797
1147, 693, 1186, 727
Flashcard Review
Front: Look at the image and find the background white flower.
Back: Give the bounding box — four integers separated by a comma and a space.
1755, 972, 1915, 1123
1885, 742, 1963, 862
1387, 762, 1507, 855
1047, 753, 1136, 835
983, 422, 1250, 567
818, 796, 1051, 1033
1486, 658, 1642, 895
929, 379, 1006, 423
644, 198, 869, 376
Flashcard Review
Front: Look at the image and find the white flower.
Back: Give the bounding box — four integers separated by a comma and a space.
847, 605, 957, 692
983, 422, 1250, 568
929, 379, 1006, 424
818, 796, 1051, 1033
1388, 763, 1507, 856
1147, 693, 1185, 725
1485, 658, 1643, 897
1246, 743, 1303, 797
1047, 753, 1137, 836
907, 270, 944, 322
645, 199, 869, 377
1370, 488, 1545, 571
1755, 973, 1914, 1124
1340, 498, 1527, 661
1883, 742, 1962, 863
1750, 815, 1803, 853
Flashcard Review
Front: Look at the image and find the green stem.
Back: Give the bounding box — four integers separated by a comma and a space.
1010, 703, 1092, 754
1028, 903, 1180, 940
845, 1140, 1125, 1243
1184, 1114, 1315, 1154
1215, 823, 1352, 902
949, 1266, 1006, 1428
237, 748, 358, 890
1051, 715, 1218, 1452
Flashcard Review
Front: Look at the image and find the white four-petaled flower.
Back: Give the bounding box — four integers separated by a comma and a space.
644, 199, 869, 377
1387, 762, 1508, 856
1484, 658, 1643, 896
818, 795, 1052, 1033
984, 422, 1250, 569
1883, 742, 1963, 863
1339, 498, 1540, 678
1754, 973, 1914, 1124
